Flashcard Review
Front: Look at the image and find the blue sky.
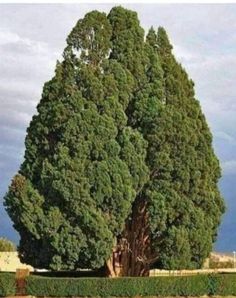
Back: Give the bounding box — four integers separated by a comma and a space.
0, 3, 235, 252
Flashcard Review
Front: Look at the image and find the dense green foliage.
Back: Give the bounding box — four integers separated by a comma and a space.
1, 273, 236, 297
145, 27, 225, 269
4, 6, 224, 273
26, 274, 236, 297
0, 237, 16, 252
0, 273, 16, 297
210, 274, 236, 296
25, 274, 208, 297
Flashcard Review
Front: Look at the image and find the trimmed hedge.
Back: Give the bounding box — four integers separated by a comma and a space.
26, 274, 209, 297
23, 273, 236, 297
0, 273, 16, 297
8, 270, 236, 297
208, 274, 236, 296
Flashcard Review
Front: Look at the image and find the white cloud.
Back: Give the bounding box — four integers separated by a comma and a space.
0, 26, 60, 138
214, 131, 236, 144
0, 27, 58, 56
222, 160, 236, 176
0, 28, 22, 45
173, 44, 194, 64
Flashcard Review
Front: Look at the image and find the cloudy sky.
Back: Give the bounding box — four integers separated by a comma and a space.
0, 3, 235, 251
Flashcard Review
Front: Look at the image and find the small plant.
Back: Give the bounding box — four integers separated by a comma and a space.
0, 237, 16, 252
209, 255, 234, 269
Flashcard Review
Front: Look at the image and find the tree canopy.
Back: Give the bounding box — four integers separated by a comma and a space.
4, 6, 224, 276
0, 238, 16, 252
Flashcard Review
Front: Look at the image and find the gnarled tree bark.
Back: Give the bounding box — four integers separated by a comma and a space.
105, 195, 156, 277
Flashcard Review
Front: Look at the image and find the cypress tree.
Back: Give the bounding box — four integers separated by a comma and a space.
4, 7, 224, 275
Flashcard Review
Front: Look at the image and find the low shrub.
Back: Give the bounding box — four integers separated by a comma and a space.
26, 274, 209, 297
0, 273, 16, 297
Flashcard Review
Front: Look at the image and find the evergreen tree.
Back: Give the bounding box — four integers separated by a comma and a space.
4, 7, 224, 276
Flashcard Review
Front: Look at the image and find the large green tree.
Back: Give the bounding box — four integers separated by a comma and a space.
4, 6, 224, 276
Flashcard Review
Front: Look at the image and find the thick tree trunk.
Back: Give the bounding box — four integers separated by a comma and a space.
105, 195, 154, 277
